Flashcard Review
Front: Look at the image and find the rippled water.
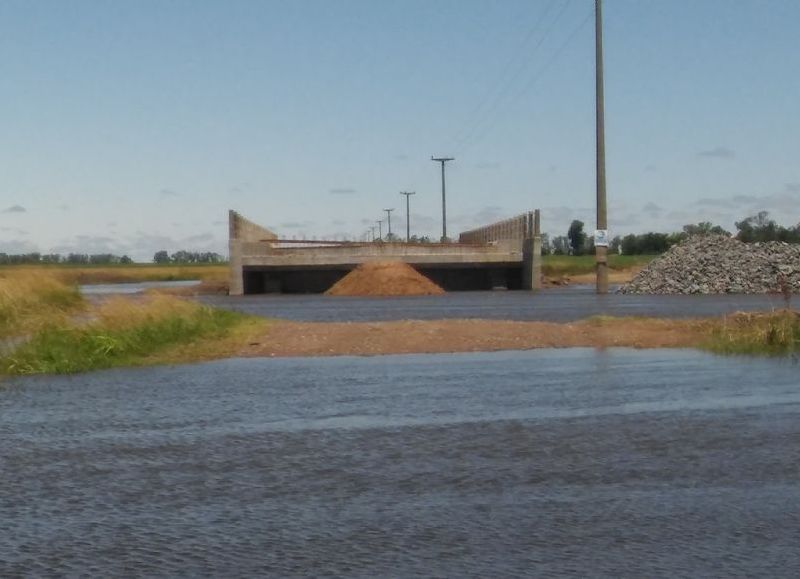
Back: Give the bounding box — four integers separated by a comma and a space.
2, 349, 799, 577
80, 280, 201, 295
199, 287, 786, 322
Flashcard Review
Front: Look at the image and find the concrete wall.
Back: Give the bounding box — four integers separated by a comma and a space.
229, 209, 542, 295
229, 210, 278, 296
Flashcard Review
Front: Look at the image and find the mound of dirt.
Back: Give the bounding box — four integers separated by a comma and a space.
325, 262, 445, 296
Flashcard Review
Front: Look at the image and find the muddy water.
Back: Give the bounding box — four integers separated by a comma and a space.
200, 287, 787, 322
2, 349, 799, 577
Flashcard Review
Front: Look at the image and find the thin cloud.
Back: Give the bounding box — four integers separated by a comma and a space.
159, 188, 181, 197
785, 183, 800, 194
698, 146, 735, 159
0, 239, 38, 253
2, 205, 26, 213
642, 202, 664, 216
0, 227, 28, 235
183, 232, 215, 244
280, 221, 314, 229
329, 188, 357, 195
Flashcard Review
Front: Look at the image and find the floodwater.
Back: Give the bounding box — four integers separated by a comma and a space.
200, 286, 787, 322
2, 349, 799, 577
80, 280, 201, 295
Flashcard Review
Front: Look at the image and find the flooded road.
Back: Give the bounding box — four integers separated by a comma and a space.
200, 287, 786, 322
2, 349, 799, 577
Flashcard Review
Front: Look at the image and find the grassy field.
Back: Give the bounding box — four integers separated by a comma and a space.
706, 310, 800, 356
0, 263, 228, 285
0, 269, 259, 375
541, 254, 655, 276
0, 271, 84, 337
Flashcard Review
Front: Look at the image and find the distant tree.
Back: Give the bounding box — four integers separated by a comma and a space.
734, 211, 800, 243
153, 250, 170, 264
539, 233, 551, 255
551, 235, 570, 255
567, 220, 586, 255
66, 253, 89, 264
120, 255, 133, 264
609, 235, 622, 254
683, 221, 730, 237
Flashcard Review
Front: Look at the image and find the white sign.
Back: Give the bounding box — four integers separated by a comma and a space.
594, 229, 609, 247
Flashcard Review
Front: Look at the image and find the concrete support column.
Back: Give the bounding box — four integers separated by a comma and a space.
229, 240, 244, 296
522, 209, 542, 292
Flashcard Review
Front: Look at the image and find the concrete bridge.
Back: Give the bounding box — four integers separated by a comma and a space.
228, 210, 542, 295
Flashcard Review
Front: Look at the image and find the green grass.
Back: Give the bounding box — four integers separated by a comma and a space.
542, 254, 654, 276
1, 299, 245, 375
705, 310, 800, 356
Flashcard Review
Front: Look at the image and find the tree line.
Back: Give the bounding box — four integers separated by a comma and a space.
0, 253, 133, 265
550, 211, 800, 256
152, 250, 226, 264
0, 250, 227, 265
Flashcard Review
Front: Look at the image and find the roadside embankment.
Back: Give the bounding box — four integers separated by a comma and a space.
0, 270, 260, 375
237, 316, 711, 358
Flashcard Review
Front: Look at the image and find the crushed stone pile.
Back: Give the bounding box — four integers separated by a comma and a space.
325, 261, 445, 296
619, 235, 800, 294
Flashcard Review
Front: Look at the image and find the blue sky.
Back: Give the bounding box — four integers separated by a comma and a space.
2, 0, 798, 259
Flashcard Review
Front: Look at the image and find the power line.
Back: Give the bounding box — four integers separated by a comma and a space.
449, 0, 560, 148
450, 0, 576, 155
459, 7, 594, 156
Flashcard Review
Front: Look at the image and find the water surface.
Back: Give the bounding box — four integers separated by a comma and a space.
200, 287, 786, 322
80, 280, 201, 295
2, 349, 799, 577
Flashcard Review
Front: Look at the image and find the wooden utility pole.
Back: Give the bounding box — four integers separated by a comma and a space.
400, 191, 416, 242
595, 0, 609, 293
431, 156, 454, 242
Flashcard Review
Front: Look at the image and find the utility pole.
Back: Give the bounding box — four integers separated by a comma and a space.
431, 156, 454, 242
369, 226, 377, 242
400, 191, 416, 242
376, 219, 383, 241
383, 208, 394, 240
595, 0, 609, 294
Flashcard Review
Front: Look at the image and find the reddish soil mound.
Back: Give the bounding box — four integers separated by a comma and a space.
325, 262, 445, 296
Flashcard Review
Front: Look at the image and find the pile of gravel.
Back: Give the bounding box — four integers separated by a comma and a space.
618, 235, 800, 294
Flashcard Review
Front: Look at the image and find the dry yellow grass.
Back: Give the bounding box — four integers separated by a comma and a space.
0, 264, 228, 285
0, 271, 83, 336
